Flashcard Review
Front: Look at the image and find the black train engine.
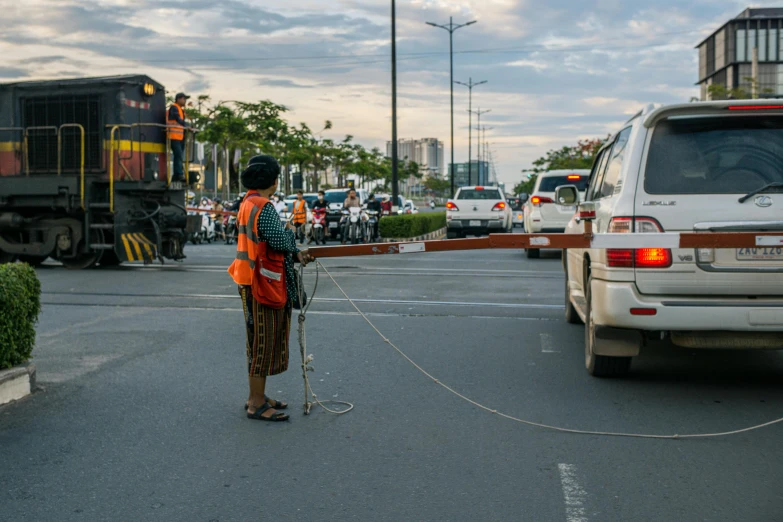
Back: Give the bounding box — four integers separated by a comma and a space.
0, 75, 191, 268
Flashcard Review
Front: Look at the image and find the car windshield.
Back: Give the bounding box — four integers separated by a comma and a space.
645, 116, 783, 194
457, 189, 502, 200
538, 176, 589, 192
325, 191, 350, 204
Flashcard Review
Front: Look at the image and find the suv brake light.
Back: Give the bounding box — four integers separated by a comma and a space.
567, 175, 582, 180
606, 217, 672, 269
530, 196, 553, 207
446, 201, 459, 211
492, 202, 506, 211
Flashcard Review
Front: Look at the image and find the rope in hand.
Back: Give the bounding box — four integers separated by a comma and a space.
315, 259, 783, 440
297, 261, 354, 416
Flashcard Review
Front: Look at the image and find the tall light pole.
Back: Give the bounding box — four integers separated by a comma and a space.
455, 78, 486, 186
426, 18, 476, 196
391, 0, 399, 211
469, 108, 490, 184
480, 125, 494, 183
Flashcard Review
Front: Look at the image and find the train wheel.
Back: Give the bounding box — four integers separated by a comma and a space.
18, 255, 48, 267
59, 229, 103, 270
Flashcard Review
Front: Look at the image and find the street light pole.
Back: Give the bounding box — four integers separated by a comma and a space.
391, 0, 399, 212
426, 18, 476, 197
454, 78, 487, 186
469, 108, 490, 184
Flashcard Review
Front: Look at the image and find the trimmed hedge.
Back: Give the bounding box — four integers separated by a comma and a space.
379, 212, 446, 239
0, 263, 41, 370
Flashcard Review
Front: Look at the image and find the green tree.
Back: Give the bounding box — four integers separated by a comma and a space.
707, 77, 773, 100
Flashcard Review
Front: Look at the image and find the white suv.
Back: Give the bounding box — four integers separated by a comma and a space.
562, 101, 783, 377
446, 186, 512, 238
523, 169, 590, 258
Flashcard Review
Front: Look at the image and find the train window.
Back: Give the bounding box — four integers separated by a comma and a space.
23, 94, 102, 173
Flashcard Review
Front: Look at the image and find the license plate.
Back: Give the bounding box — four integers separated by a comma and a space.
469, 220, 482, 227
736, 247, 783, 261
560, 205, 576, 212
329, 222, 338, 228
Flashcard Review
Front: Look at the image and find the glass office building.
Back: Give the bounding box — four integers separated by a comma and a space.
698, 8, 783, 99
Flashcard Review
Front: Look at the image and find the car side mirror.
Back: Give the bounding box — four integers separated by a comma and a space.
555, 185, 578, 205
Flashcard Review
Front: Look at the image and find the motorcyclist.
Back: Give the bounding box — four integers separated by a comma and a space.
311, 190, 328, 211
365, 194, 381, 241
341, 189, 362, 245
380, 195, 393, 216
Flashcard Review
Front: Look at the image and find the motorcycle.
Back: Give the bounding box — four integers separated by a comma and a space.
347, 207, 365, 244
430, 200, 436, 210
224, 214, 238, 245
200, 213, 216, 244
365, 210, 379, 243
311, 208, 327, 245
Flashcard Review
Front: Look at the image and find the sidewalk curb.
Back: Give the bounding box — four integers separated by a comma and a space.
384, 227, 446, 243
0, 363, 36, 406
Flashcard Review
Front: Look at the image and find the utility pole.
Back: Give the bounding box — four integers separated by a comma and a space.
469, 108, 490, 184
752, 46, 759, 99
455, 78, 487, 186
391, 0, 399, 212
426, 18, 477, 197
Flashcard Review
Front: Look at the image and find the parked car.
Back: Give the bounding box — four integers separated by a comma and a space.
446, 186, 513, 238
523, 170, 590, 258
404, 199, 419, 214
507, 197, 525, 228
561, 100, 783, 378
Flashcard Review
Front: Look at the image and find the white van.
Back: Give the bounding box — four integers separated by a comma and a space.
561, 100, 783, 377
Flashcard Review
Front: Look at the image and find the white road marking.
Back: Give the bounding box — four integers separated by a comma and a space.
558, 463, 589, 522
540, 333, 560, 353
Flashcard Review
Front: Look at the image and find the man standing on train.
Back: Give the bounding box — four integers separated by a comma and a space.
167, 92, 191, 183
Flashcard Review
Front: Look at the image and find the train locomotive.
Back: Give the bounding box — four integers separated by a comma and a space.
0, 75, 195, 268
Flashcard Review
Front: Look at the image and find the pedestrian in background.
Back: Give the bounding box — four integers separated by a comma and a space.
228, 155, 313, 422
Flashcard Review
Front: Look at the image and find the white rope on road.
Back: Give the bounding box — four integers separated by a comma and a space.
314, 260, 783, 440
297, 263, 354, 416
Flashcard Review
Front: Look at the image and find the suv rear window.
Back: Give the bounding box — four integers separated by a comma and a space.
537, 176, 589, 192
325, 191, 349, 204
645, 116, 783, 194
457, 189, 502, 200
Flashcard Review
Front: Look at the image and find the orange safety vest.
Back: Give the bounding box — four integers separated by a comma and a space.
293, 199, 307, 225
167, 104, 185, 141
228, 192, 287, 308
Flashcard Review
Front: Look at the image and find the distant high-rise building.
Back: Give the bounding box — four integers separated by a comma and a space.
386, 138, 444, 178
448, 161, 491, 188
698, 8, 783, 100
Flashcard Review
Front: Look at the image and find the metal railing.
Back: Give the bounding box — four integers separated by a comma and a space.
58, 124, 86, 209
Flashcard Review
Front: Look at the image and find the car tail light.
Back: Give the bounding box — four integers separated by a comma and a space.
530, 196, 553, 207
446, 201, 459, 211
492, 202, 506, 211
475, 186, 484, 190
635, 248, 672, 268
728, 105, 783, 111
630, 308, 657, 316
606, 217, 671, 268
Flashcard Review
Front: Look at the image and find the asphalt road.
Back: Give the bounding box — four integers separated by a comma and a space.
1, 237, 782, 521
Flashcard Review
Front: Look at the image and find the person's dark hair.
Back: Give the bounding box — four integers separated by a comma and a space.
297, 190, 304, 195
369, 193, 375, 199
318, 190, 325, 196
349, 188, 356, 193
240, 155, 280, 190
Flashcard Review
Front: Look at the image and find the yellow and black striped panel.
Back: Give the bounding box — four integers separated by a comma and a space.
120, 233, 158, 262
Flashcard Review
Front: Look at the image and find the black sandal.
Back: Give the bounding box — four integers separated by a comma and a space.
246, 402, 289, 422
244, 396, 288, 411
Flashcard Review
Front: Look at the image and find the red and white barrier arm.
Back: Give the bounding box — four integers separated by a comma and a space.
307, 232, 783, 259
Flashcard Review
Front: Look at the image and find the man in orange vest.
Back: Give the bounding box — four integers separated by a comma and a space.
292, 190, 309, 245
167, 92, 190, 183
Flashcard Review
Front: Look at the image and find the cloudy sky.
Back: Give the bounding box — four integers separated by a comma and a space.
0, 0, 776, 185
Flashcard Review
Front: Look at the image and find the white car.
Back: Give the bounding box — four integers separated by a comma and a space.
562, 100, 783, 378
404, 199, 419, 214
446, 186, 513, 238
523, 170, 590, 258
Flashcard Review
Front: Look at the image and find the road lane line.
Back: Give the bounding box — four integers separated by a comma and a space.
558, 463, 589, 522
540, 333, 560, 353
